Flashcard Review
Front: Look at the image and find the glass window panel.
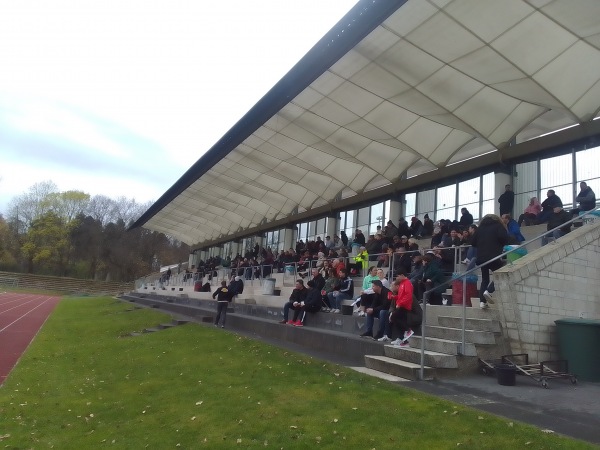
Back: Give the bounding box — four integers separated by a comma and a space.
405, 193, 416, 218
370, 202, 384, 235
541, 154, 572, 190
514, 161, 539, 219
436, 184, 456, 220
482, 172, 495, 201
417, 189, 435, 219
481, 199, 495, 218
357, 207, 370, 229
308, 220, 316, 239
458, 177, 479, 205
345, 210, 355, 236
298, 223, 307, 242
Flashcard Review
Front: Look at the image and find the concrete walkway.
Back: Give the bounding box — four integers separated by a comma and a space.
410, 374, 600, 446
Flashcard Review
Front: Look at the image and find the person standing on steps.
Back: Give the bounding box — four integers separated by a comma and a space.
471, 214, 509, 309
498, 184, 514, 216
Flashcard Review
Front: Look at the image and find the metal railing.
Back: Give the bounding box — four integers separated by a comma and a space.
416, 207, 600, 380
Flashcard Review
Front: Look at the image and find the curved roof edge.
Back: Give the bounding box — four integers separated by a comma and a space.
130, 0, 408, 232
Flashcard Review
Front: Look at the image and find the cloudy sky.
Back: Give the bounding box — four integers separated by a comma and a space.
0, 0, 358, 215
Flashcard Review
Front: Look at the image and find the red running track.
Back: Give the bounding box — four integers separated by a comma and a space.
0, 292, 61, 385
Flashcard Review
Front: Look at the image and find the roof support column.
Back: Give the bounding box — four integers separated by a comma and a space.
388, 200, 402, 224
282, 226, 295, 252
230, 240, 241, 259
325, 216, 337, 241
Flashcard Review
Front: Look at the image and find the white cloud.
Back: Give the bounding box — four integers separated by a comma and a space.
0, 0, 358, 215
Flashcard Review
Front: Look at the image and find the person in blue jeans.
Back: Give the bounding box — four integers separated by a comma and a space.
326, 269, 354, 313
360, 280, 391, 338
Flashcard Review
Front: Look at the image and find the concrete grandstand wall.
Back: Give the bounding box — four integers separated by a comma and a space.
493, 221, 600, 362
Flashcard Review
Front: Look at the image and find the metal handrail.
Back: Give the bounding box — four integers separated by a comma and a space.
416, 207, 599, 380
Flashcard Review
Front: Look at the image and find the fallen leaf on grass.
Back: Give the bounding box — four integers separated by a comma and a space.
541, 429, 554, 434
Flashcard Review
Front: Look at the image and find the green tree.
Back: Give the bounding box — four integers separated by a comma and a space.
21, 211, 73, 275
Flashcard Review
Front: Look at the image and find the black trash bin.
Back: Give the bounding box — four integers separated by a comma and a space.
495, 364, 516, 386
555, 318, 600, 382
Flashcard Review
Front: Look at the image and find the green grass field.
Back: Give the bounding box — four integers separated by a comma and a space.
0, 297, 595, 449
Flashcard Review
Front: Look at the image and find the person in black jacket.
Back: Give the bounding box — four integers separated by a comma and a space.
360, 279, 392, 338
571, 181, 597, 217
471, 214, 509, 309
536, 189, 563, 224
213, 280, 232, 328
290, 279, 322, 327
279, 280, 307, 324
541, 207, 572, 246
498, 184, 514, 216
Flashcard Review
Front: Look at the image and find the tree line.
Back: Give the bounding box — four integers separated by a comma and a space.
0, 181, 190, 281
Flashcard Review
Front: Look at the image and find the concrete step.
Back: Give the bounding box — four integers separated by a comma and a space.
437, 316, 501, 333
424, 304, 500, 320
143, 327, 161, 333
383, 345, 458, 369
364, 355, 435, 380
409, 335, 477, 357
172, 319, 189, 325
159, 323, 176, 329
425, 325, 497, 345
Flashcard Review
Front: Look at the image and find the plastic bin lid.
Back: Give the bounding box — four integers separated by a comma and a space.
555, 318, 600, 326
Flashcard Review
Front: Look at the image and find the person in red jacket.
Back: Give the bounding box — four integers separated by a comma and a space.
389, 269, 422, 347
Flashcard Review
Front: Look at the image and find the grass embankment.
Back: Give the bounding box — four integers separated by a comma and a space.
0, 297, 594, 449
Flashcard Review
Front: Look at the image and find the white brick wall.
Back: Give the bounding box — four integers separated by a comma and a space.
494, 221, 600, 362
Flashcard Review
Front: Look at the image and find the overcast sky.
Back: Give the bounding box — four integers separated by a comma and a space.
0, 0, 358, 216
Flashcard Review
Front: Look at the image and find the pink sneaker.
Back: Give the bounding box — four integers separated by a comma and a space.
293, 320, 304, 327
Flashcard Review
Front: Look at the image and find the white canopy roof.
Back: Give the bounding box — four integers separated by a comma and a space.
132, 0, 600, 246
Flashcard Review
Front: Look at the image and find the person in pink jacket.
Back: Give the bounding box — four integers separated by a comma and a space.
518, 197, 542, 226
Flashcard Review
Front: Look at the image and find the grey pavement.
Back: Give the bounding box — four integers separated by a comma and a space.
409, 374, 600, 446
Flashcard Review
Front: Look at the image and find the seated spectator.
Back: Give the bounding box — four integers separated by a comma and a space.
502, 214, 525, 243
571, 181, 597, 217
320, 267, 338, 310
352, 229, 366, 247
409, 217, 425, 238
340, 230, 349, 248
461, 224, 478, 266
359, 279, 392, 338
398, 217, 411, 239
326, 268, 354, 313
351, 246, 369, 276
310, 268, 326, 293
541, 207, 572, 246
518, 197, 542, 226
536, 189, 563, 224
353, 266, 379, 315
384, 220, 399, 243
376, 244, 391, 268
315, 252, 327, 270
392, 246, 412, 277
324, 236, 335, 249
279, 280, 307, 324
416, 254, 445, 305
288, 279, 322, 327
227, 276, 244, 300
430, 226, 443, 248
